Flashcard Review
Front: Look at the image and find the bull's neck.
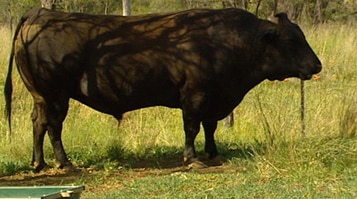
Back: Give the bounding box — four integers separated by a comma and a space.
224, 67, 266, 110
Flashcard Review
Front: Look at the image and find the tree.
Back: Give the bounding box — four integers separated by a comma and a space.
41, 0, 57, 10
5, 0, 13, 31
122, 0, 131, 16
103, 0, 110, 14
0, 0, 38, 30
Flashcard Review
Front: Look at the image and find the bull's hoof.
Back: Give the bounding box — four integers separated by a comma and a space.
202, 154, 226, 166
186, 159, 208, 169
208, 155, 226, 166
56, 162, 77, 172
33, 162, 50, 173
62, 164, 77, 172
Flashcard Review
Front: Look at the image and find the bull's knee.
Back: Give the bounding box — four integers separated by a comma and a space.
31, 103, 48, 127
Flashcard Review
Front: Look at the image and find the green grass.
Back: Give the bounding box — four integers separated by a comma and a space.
79, 136, 357, 198
1, 21, 357, 198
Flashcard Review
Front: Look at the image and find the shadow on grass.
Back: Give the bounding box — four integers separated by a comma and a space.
0, 140, 269, 186
103, 140, 268, 169
0, 140, 268, 179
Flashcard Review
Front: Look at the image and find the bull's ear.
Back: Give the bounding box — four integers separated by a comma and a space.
274, 13, 291, 24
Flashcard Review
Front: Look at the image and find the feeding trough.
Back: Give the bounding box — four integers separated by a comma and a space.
0, 185, 84, 199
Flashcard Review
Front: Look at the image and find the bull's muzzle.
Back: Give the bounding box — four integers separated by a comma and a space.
300, 63, 322, 80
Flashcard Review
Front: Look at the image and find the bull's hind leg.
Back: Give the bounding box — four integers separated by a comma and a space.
31, 94, 71, 171
46, 95, 72, 170
31, 99, 49, 171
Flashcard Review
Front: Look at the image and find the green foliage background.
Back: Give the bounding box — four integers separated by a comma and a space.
1, 0, 357, 25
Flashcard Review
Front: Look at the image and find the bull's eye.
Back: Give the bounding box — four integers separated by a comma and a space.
262, 29, 277, 43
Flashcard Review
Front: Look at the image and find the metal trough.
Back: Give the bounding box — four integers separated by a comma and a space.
0, 185, 85, 199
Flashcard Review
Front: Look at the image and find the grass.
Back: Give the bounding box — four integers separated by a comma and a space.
0, 20, 357, 198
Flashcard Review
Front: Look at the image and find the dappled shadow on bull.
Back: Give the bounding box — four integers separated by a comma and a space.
5, 7, 321, 172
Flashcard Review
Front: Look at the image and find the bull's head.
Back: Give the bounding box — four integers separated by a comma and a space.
260, 13, 322, 81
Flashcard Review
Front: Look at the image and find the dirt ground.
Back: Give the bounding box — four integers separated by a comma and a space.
0, 157, 235, 194
0, 167, 176, 193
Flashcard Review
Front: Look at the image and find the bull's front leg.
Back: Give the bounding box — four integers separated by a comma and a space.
182, 116, 207, 168
183, 117, 199, 163
203, 120, 224, 166
202, 120, 218, 158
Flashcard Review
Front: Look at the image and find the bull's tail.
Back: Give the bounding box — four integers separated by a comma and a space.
4, 16, 28, 134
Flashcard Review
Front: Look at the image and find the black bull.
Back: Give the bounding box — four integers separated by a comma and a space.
4, 8, 321, 171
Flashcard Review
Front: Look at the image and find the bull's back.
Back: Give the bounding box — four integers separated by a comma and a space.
14, 8, 188, 113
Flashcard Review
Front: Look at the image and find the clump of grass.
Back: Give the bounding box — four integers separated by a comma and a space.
0, 26, 11, 71
339, 92, 357, 138
0, 159, 30, 176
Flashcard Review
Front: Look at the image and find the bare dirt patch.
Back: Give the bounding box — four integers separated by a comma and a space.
0, 167, 180, 194
0, 157, 237, 195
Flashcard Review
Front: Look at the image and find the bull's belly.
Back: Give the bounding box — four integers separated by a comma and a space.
71, 91, 181, 117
